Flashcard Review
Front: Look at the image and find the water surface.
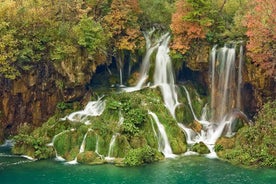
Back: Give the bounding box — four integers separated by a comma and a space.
1, 145, 275, 184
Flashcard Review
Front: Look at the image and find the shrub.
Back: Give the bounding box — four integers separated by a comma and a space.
124, 146, 161, 166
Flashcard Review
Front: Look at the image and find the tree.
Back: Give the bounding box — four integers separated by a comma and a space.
244, 0, 276, 77
0, 22, 20, 79
104, 0, 143, 52
138, 0, 175, 30
170, 0, 207, 55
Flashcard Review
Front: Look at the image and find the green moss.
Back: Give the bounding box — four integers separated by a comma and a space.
12, 133, 54, 159
77, 151, 103, 164
129, 136, 147, 149
114, 135, 131, 158
84, 131, 97, 151
12, 87, 189, 164
54, 131, 72, 157
97, 135, 111, 156
191, 142, 210, 154
143, 118, 159, 149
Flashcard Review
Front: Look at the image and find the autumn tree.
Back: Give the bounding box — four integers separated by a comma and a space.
170, 0, 216, 55
244, 0, 276, 77
104, 0, 143, 66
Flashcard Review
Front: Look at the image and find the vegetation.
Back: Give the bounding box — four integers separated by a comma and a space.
0, 0, 274, 79
124, 145, 163, 166
244, 0, 276, 77
216, 100, 276, 167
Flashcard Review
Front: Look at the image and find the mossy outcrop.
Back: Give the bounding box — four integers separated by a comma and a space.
191, 142, 210, 154
12, 88, 187, 166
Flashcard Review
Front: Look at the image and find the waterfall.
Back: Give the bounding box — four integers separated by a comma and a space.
106, 133, 119, 160
210, 45, 217, 120
64, 97, 105, 124
177, 44, 246, 156
153, 34, 179, 117
183, 86, 199, 121
79, 130, 91, 154
123, 31, 172, 92
119, 68, 123, 87
148, 111, 175, 158
125, 37, 246, 157
237, 45, 243, 110
47, 130, 71, 161
94, 135, 103, 158
210, 45, 244, 122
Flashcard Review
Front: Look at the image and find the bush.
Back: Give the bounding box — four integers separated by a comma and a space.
124, 146, 161, 166
219, 100, 276, 167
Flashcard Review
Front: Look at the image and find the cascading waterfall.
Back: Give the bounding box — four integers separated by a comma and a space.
182, 86, 199, 121
51, 28, 248, 162
64, 97, 105, 124
95, 135, 103, 158
79, 129, 91, 154
66, 129, 92, 165
119, 68, 123, 87
105, 113, 123, 160
124, 31, 172, 92
47, 130, 71, 161
153, 34, 179, 118
237, 45, 243, 110
179, 44, 246, 157
148, 111, 175, 158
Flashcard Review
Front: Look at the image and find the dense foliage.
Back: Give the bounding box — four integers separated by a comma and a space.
0, 0, 109, 79
244, 0, 276, 77
217, 100, 276, 167
0, 0, 274, 79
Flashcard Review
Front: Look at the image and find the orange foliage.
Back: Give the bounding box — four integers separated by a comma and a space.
170, 0, 206, 54
104, 0, 143, 52
244, 0, 276, 77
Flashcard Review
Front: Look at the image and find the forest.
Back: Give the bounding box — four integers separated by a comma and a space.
0, 0, 275, 80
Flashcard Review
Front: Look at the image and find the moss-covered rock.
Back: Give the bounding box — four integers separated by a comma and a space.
11, 87, 189, 165
191, 142, 210, 154
77, 151, 105, 165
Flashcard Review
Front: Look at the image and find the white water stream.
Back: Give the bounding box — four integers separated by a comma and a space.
148, 111, 175, 158
63, 97, 105, 124
178, 45, 245, 156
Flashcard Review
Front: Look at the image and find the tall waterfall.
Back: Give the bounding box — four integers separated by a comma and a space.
153, 34, 179, 117
180, 44, 246, 156
210, 45, 244, 122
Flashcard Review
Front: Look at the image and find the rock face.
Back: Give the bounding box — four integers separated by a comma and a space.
0, 59, 97, 143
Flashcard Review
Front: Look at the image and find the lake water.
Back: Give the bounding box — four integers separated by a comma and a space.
1, 144, 275, 184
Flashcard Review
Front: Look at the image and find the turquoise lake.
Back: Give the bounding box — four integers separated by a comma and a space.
1, 145, 275, 184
